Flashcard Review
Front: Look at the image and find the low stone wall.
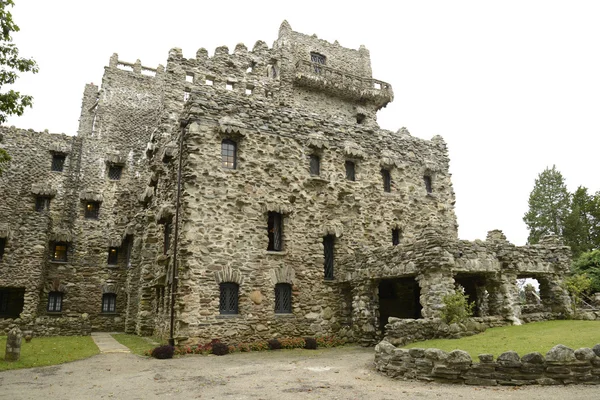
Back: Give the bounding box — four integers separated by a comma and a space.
1, 315, 92, 337
384, 317, 507, 347
375, 340, 600, 385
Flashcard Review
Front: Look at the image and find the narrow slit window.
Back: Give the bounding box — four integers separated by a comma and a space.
345, 161, 356, 181
163, 222, 172, 255
275, 283, 292, 314
323, 235, 335, 280
125, 236, 134, 268
35, 197, 51, 212
52, 243, 68, 262
0, 238, 5, 261
424, 175, 433, 194
102, 293, 116, 313
382, 169, 391, 192
51, 154, 66, 172
47, 291, 63, 312
392, 228, 401, 246
219, 283, 239, 315
107, 247, 119, 265
221, 139, 237, 169
108, 165, 123, 180
309, 154, 320, 176
267, 212, 283, 251
84, 202, 100, 219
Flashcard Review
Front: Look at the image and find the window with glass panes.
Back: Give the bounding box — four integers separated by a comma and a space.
108, 165, 123, 180
47, 291, 63, 312
107, 247, 118, 265
221, 139, 237, 169
102, 293, 116, 313
219, 283, 239, 314
52, 243, 68, 262
275, 283, 292, 314
51, 154, 65, 172
267, 212, 283, 251
310, 52, 326, 73
85, 202, 100, 219
345, 161, 356, 181
309, 154, 320, 176
35, 196, 50, 212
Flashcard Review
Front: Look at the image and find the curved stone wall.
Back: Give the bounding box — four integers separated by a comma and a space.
375, 340, 600, 385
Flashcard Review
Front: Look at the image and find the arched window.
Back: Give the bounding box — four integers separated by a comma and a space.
47, 291, 63, 312
275, 283, 292, 314
221, 139, 237, 169
219, 283, 239, 314
102, 293, 116, 313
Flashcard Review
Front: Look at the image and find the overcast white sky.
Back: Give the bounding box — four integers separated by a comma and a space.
5, 0, 600, 245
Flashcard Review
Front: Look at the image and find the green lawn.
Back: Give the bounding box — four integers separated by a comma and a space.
111, 333, 160, 355
0, 335, 99, 371
403, 320, 600, 358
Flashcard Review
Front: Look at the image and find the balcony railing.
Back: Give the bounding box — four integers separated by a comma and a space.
294, 60, 393, 108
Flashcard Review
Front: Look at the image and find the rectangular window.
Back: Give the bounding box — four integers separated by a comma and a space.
51, 154, 66, 172
47, 292, 63, 312
52, 243, 68, 262
102, 293, 116, 313
108, 165, 123, 180
310, 52, 326, 73
424, 175, 433, 194
107, 247, 119, 265
275, 283, 292, 314
163, 222, 172, 255
85, 202, 100, 219
309, 154, 320, 176
382, 169, 391, 193
125, 236, 133, 268
221, 139, 237, 169
323, 235, 335, 280
267, 212, 283, 251
392, 228, 401, 246
219, 283, 239, 314
0, 238, 5, 261
0, 290, 8, 314
345, 161, 356, 181
35, 197, 51, 212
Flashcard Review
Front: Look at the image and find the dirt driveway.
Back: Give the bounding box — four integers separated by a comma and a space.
0, 346, 597, 399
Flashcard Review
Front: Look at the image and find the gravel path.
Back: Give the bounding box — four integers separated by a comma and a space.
0, 346, 597, 399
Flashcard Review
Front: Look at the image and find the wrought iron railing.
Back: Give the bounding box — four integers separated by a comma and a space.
295, 60, 392, 93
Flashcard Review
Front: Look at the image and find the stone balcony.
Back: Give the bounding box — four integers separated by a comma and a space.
294, 60, 394, 109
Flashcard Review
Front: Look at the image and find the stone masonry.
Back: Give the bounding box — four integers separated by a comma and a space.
0, 21, 572, 342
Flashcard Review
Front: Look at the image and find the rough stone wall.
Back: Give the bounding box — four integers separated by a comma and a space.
375, 341, 600, 386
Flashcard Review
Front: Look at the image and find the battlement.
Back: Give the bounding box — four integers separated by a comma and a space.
107, 53, 165, 78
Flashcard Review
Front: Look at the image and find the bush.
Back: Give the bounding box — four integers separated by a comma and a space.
280, 337, 305, 349
316, 335, 346, 348
440, 288, 474, 324
267, 338, 282, 350
151, 345, 175, 359
304, 337, 317, 350
564, 273, 593, 315
211, 341, 230, 356
249, 341, 268, 351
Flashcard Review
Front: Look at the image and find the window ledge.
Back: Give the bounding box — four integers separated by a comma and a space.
323, 279, 337, 284
49, 261, 69, 264
274, 313, 295, 318
308, 176, 329, 184
46, 312, 63, 316
216, 314, 240, 319
426, 193, 437, 199
107, 265, 120, 269
99, 313, 119, 316
265, 250, 287, 256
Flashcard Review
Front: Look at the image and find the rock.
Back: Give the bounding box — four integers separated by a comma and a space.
546, 344, 576, 363
447, 350, 472, 365
497, 351, 521, 367
574, 347, 596, 361
478, 353, 494, 363
521, 352, 544, 364
424, 348, 448, 361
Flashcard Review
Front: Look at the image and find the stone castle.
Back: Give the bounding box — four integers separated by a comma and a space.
0, 22, 572, 343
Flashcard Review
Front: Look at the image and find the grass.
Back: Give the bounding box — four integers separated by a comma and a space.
111, 333, 161, 355
403, 320, 600, 358
0, 335, 98, 371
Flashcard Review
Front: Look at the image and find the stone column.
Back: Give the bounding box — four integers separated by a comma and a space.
416, 269, 454, 319
351, 281, 377, 346
497, 272, 522, 324
5, 326, 22, 362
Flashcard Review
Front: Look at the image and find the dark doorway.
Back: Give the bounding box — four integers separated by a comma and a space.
454, 274, 487, 317
0, 287, 25, 319
378, 278, 422, 331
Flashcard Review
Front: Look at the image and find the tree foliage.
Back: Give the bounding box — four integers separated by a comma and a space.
563, 187, 600, 257
440, 287, 474, 324
573, 249, 600, 293
564, 273, 592, 315
523, 166, 570, 245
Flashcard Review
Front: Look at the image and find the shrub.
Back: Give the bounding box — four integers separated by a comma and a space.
211, 342, 230, 356
304, 337, 318, 350
440, 287, 474, 324
237, 343, 251, 352
316, 335, 346, 348
564, 273, 593, 316
151, 345, 175, 359
267, 338, 282, 350
250, 341, 268, 351
280, 337, 305, 349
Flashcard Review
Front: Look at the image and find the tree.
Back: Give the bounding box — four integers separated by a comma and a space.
0, 0, 38, 176
573, 250, 600, 293
563, 187, 600, 257
523, 166, 570, 245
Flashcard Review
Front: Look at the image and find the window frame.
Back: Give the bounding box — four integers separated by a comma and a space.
47, 291, 63, 313
107, 164, 123, 180
267, 212, 283, 252
52, 242, 68, 262
310, 52, 326, 73
392, 228, 401, 246
424, 175, 433, 194
0, 238, 5, 261
345, 160, 356, 181
84, 201, 100, 219
309, 154, 320, 176
221, 139, 237, 169
35, 196, 51, 212
219, 282, 239, 315
274, 283, 292, 314
101, 293, 117, 313
381, 169, 391, 193
51, 154, 66, 172
107, 247, 119, 265
323, 235, 335, 280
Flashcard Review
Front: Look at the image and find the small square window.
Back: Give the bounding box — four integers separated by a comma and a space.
185, 74, 194, 83
107, 247, 119, 265
52, 243, 68, 262
309, 155, 320, 176
108, 165, 123, 180
226, 82, 234, 91
85, 202, 100, 219
102, 293, 116, 313
35, 197, 51, 212
51, 154, 66, 172
47, 291, 63, 312
0, 238, 5, 261
245, 88, 253, 95
205, 78, 214, 86
424, 175, 433, 194
345, 161, 356, 181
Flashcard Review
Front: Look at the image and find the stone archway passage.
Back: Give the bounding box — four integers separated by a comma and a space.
454, 274, 488, 317
378, 278, 422, 331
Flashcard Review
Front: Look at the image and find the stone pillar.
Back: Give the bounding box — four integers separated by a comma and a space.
5, 326, 22, 362
416, 269, 454, 319
497, 272, 522, 324
544, 276, 571, 315
351, 281, 377, 346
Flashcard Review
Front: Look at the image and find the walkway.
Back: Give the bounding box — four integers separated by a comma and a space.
90, 332, 130, 353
